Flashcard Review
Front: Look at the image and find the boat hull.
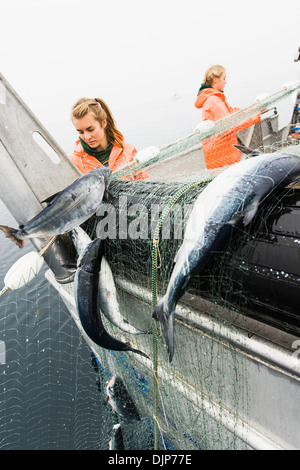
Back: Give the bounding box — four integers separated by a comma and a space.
46, 267, 300, 450
91, 179, 300, 338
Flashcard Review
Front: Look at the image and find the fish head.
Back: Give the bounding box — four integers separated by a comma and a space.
92, 166, 111, 188
113, 424, 123, 441
106, 375, 117, 399
103, 167, 112, 188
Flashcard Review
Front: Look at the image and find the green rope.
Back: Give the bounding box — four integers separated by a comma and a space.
151, 177, 213, 449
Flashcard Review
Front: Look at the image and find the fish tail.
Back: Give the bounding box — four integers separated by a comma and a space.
152, 300, 175, 362
0, 225, 25, 248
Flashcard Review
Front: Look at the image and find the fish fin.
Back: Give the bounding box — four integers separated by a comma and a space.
166, 311, 175, 362
229, 211, 244, 225
61, 263, 77, 273
181, 275, 191, 291
41, 178, 80, 204
152, 301, 175, 362
233, 144, 260, 157
242, 198, 260, 226
231, 198, 260, 227
40, 191, 61, 204
123, 343, 150, 359
0, 225, 24, 248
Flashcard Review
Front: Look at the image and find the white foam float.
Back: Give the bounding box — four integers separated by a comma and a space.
4, 251, 45, 290
134, 146, 160, 164
195, 120, 215, 134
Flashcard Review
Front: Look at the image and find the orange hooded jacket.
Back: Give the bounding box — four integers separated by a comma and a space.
194, 88, 260, 169
70, 139, 148, 180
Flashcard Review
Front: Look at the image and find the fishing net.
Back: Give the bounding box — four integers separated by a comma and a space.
111, 81, 300, 183
0, 80, 300, 450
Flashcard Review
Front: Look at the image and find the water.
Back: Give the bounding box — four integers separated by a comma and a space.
0, 201, 112, 449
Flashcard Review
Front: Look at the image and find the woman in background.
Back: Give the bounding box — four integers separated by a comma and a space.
195, 65, 261, 169
70, 97, 147, 179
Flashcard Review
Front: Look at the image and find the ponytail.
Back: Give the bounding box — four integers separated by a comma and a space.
203, 65, 225, 86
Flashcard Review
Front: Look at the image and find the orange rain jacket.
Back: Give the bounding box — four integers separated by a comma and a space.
194, 88, 261, 169
70, 139, 148, 180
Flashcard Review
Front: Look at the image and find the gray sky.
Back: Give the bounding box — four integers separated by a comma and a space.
1, 0, 299, 150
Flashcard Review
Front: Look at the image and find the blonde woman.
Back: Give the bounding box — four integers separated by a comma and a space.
70, 97, 147, 179
195, 65, 261, 169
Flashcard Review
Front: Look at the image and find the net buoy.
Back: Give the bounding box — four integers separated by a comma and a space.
134, 146, 160, 164
4, 251, 45, 290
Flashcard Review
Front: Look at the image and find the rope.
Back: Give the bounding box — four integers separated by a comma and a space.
151, 177, 212, 449
38, 235, 58, 256
0, 286, 9, 297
